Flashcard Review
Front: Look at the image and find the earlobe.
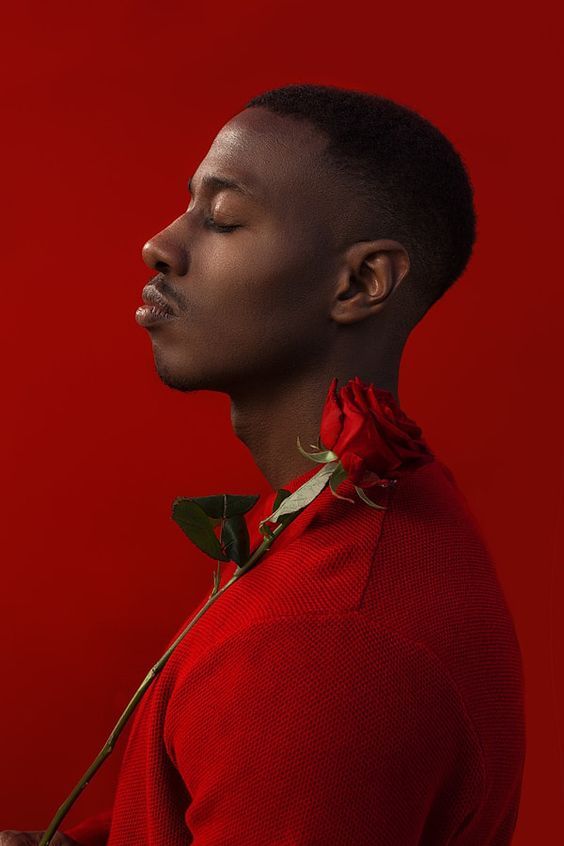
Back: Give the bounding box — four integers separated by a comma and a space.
330, 239, 410, 326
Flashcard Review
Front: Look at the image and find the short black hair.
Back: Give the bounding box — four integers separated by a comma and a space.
245, 83, 476, 322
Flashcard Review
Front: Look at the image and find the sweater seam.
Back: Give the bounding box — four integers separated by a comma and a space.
356, 475, 489, 821
356, 482, 395, 610
166, 606, 489, 814
355, 608, 490, 820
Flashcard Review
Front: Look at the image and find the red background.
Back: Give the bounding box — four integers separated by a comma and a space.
1, 1, 562, 841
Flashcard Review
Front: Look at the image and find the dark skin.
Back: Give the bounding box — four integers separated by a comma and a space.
139, 106, 412, 491
1, 109, 412, 845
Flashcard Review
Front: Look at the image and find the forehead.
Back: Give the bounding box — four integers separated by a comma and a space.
195, 107, 334, 207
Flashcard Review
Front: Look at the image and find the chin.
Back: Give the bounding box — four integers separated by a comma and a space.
152, 350, 233, 394
154, 359, 204, 392
150, 343, 259, 397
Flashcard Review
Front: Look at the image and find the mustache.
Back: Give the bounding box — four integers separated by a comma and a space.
149, 273, 188, 310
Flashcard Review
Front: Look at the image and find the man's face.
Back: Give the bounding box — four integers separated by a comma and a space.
139, 107, 343, 394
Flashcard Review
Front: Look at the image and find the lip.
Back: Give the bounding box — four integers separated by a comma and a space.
135, 284, 177, 327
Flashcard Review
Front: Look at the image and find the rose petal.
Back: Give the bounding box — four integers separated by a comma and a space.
318, 376, 434, 487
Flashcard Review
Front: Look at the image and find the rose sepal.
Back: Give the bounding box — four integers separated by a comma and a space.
327, 461, 355, 503
327, 459, 389, 509
353, 484, 388, 510
296, 434, 338, 464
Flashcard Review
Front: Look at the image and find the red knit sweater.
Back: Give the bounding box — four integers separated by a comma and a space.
64, 456, 526, 845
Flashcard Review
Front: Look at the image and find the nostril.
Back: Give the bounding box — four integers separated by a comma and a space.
141, 244, 170, 273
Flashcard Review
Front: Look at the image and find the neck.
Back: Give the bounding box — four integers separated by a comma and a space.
229, 361, 400, 492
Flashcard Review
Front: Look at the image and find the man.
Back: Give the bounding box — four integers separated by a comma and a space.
1, 84, 526, 845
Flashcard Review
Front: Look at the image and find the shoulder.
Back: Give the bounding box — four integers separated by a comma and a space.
163, 611, 487, 842
165, 610, 485, 781
167, 610, 481, 712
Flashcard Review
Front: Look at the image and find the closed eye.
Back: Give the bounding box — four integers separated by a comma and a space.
204, 216, 240, 233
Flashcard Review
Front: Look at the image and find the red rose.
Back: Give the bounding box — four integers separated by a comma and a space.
319, 376, 435, 487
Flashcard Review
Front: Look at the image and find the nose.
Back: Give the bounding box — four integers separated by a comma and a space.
141, 216, 189, 276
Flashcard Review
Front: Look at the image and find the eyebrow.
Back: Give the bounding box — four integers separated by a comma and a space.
187, 173, 256, 199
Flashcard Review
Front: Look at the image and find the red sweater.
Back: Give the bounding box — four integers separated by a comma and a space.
64, 456, 526, 845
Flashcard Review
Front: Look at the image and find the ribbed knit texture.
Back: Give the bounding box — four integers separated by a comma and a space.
65, 454, 526, 845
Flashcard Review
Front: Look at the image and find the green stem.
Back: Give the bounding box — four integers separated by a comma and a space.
38, 510, 300, 846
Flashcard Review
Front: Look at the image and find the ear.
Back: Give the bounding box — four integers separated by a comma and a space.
330, 239, 410, 325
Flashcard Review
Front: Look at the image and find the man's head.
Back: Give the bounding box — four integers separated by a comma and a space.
140, 83, 476, 395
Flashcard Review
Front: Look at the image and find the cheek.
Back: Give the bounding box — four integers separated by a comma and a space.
163, 226, 334, 386
193, 232, 326, 331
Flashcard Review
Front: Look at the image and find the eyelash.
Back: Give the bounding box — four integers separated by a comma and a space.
204, 216, 240, 233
